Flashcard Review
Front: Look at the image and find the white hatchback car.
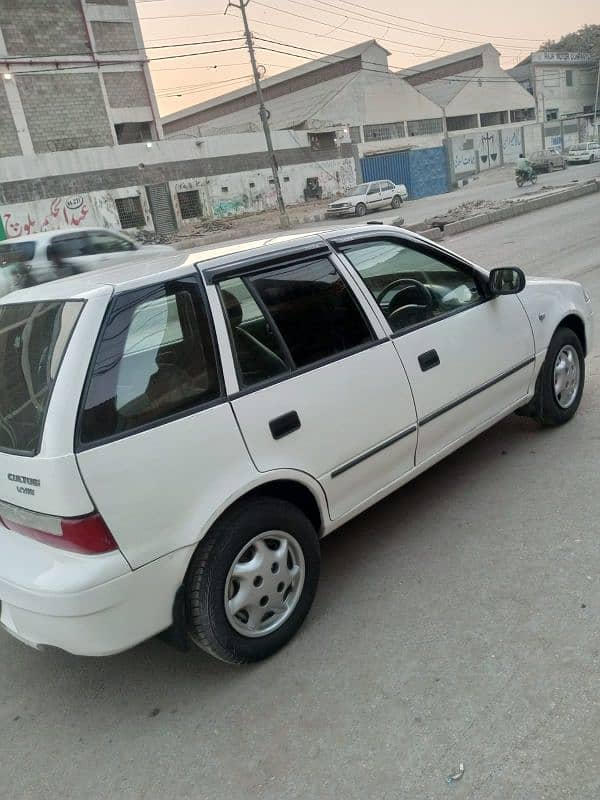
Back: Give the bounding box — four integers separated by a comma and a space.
0, 226, 592, 664
326, 180, 409, 217
0, 228, 174, 298
567, 141, 600, 164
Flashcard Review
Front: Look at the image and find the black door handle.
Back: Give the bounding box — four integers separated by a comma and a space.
418, 349, 440, 372
269, 411, 301, 440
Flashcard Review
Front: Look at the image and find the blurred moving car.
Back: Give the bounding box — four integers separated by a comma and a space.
530, 149, 567, 172
326, 180, 408, 217
0, 228, 175, 298
567, 142, 600, 164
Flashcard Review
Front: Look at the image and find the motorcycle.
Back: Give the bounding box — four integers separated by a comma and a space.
515, 168, 538, 188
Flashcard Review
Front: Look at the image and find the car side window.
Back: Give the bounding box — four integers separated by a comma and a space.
50, 234, 91, 259
88, 232, 136, 254
367, 183, 380, 195
79, 276, 221, 445
219, 277, 291, 389
247, 258, 373, 369
341, 239, 483, 334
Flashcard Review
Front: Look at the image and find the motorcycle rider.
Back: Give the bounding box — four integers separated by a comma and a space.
516, 153, 534, 180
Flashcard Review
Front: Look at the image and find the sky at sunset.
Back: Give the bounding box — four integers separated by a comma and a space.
135, 0, 599, 117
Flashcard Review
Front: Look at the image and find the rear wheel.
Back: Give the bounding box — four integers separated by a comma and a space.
391, 195, 403, 209
524, 327, 585, 426
185, 498, 320, 664
355, 202, 367, 217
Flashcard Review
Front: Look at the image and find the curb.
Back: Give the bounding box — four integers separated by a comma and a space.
430, 180, 600, 239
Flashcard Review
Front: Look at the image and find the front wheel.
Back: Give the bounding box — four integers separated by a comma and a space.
391, 195, 403, 209
531, 172, 538, 185
526, 327, 585, 426
185, 498, 321, 664
516, 176, 525, 187
355, 202, 367, 217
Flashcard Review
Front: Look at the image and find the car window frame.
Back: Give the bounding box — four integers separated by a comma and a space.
74, 272, 225, 452
366, 182, 381, 196
332, 233, 490, 340
214, 252, 381, 399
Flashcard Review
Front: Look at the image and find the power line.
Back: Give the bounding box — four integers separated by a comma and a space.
3, 37, 247, 62
252, 0, 538, 52
6, 46, 249, 76
319, 0, 542, 43
249, 15, 455, 56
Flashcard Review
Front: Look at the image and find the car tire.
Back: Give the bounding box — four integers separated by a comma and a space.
391, 195, 403, 209
185, 497, 321, 664
355, 202, 367, 217
522, 327, 585, 427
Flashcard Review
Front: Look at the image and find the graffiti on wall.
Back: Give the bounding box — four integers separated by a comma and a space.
501, 129, 522, 163
1, 196, 91, 239
213, 197, 248, 218
453, 138, 477, 174
479, 131, 499, 169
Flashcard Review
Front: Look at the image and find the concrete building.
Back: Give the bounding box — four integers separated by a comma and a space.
0, 0, 162, 157
0, 132, 357, 239
162, 41, 446, 156
510, 51, 599, 122
400, 45, 537, 133
0, 2, 356, 239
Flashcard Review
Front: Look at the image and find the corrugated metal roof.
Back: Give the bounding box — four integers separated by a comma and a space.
163, 40, 388, 125
188, 72, 361, 133
397, 43, 499, 79
413, 69, 482, 106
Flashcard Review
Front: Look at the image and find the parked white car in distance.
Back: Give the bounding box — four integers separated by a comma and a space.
0, 228, 175, 298
567, 141, 600, 163
326, 180, 408, 217
0, 225, 592, 664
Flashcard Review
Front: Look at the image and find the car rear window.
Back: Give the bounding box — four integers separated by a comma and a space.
0, 301, 83, 455
0, 241, 36, 267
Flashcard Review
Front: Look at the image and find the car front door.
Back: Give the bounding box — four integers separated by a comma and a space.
338, 235, 536, 466
208, 249, 418, 520
365, 182, 383, 210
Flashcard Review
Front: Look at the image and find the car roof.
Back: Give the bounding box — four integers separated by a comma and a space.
0, 227, 126, 246
0, 225, 458, 304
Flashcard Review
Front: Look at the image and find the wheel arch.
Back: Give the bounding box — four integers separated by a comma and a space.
558, 313, 587, 356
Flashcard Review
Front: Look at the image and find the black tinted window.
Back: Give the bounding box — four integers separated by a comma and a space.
51, 234, 90, 259
0, 242, 35, 266
248, 258, 372, 369
80, 277, 221, 445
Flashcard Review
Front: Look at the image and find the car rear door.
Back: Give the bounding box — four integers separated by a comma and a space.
207, 247, 418, 520
380, 181, 395, 206
338, 234, 535, 466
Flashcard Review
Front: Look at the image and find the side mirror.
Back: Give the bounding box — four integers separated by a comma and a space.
488, 267, 526, 296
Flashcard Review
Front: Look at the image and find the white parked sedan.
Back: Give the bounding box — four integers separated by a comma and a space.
0, 226, 592, 664
0, 227, 174, 298
326, 180, 409, 217
567, 141, 600, 164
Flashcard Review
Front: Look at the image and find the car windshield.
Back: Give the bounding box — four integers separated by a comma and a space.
0, 301, 83, 455
570, 145, 587, 152
346, 184, 369, 197
0, 242, 35, 268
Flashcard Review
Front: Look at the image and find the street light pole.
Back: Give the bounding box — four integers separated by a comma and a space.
594, 57, 600, 136
226, 0, 290, 228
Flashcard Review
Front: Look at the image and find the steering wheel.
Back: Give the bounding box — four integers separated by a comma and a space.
376, 278, 434, 317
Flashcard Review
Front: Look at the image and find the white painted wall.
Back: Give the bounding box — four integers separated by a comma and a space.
533, 63, 597, 119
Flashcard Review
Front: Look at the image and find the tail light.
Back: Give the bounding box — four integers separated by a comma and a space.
0, 501, 118, 555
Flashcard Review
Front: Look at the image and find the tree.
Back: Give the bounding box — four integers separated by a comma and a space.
542, 24, 600, 58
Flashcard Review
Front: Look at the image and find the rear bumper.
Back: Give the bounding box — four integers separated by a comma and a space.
0, 533, 194, 656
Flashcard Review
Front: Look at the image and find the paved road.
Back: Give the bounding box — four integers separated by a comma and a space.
2, 194, 600, 799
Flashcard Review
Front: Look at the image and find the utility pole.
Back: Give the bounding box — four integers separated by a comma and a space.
226, 0, 289, 228
594, 57, 600, 137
